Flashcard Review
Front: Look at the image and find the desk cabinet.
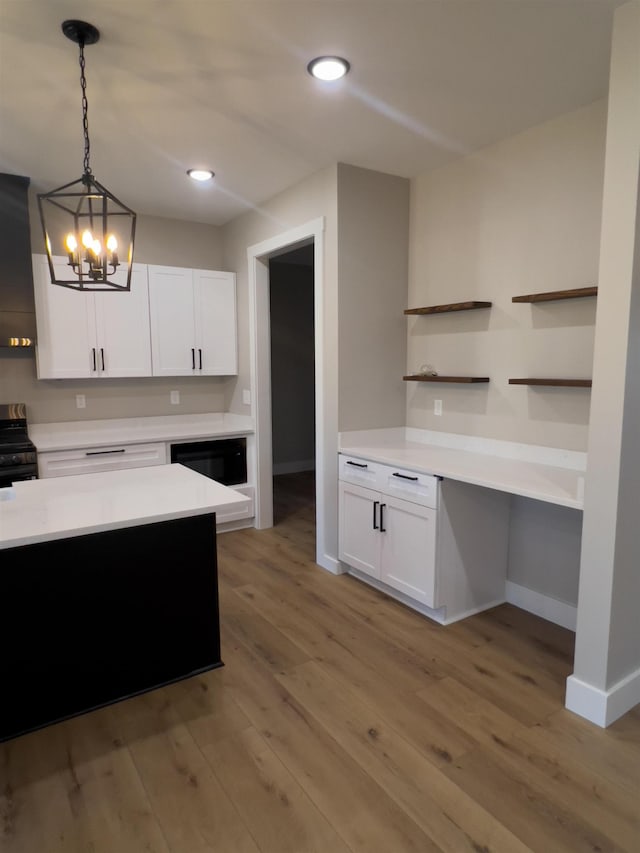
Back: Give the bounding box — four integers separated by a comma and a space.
339, 479, 438, 607
33, 254, 152, 379
338, 453, 510, 624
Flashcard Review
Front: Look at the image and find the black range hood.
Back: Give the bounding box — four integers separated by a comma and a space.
0, 173, 37, 348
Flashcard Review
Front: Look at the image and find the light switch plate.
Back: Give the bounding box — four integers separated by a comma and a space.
242, 389, 251, 405
434, 399, 442, 416
170, 390, 180, 405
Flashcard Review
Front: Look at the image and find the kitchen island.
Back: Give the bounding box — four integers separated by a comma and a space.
0, 464, 250, 742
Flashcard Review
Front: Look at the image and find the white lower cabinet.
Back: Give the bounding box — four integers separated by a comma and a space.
339, 482, 437, 606
338, 453, 510, 625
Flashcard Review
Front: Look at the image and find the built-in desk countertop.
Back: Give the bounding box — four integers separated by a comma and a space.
339, 428, 586, 510
0, 463, 251, 550
28, 412, 254, 452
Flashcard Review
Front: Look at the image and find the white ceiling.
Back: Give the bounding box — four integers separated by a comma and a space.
0, 0, 622, 227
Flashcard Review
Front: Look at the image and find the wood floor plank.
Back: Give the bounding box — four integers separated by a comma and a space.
221, 629, 438, 853
202, 725, 353, 853
276, 659, 534, 853
526, 708, 640, 797
442, 742, 631, 853
236, 583, 478, 767
124, 716, 261, 853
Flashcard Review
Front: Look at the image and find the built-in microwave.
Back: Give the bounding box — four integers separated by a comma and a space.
170, 437, 247, 486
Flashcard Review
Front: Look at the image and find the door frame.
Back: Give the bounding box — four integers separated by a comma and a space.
248, 216, 335, 571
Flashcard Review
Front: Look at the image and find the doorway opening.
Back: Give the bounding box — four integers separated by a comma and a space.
269, 245, 316, 546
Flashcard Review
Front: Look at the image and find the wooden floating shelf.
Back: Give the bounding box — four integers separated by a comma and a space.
509, 378, 592, 388
512, 287, 597, 304
404, 375, 490, 384
404, 301, 492, 315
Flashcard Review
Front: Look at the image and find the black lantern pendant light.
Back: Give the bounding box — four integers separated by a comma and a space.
37, 20, 136, 292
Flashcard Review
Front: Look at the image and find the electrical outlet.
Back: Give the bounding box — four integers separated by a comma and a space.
242, 389, 251, 406
170, 390, 180, 405
75, 394, 86, 409
434, 399, 442, 416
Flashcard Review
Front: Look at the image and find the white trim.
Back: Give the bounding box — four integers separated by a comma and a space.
565, 669, 640, 728
505, 581, 577, 631
248, 217, 327, 566
273, 459, 316, 475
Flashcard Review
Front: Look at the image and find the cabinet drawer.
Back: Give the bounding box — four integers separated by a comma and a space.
339, 454, 382, 489
38, 442, 167, 478
379, 464, 439, 509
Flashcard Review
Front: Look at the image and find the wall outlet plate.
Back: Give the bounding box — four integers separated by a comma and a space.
434, 399, 442, 416
242, 389, 251, 405
76, 394, 86, 409
170, 390, 180, 405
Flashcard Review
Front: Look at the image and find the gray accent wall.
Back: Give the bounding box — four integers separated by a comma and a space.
337, 163, 409, 431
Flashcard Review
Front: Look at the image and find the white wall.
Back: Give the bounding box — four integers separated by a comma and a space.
407, 100, 606, 450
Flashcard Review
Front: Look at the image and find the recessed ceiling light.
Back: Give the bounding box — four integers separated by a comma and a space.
307, 56, 350, 81
187, 169, 214, 182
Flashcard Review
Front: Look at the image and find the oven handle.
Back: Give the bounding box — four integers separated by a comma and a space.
85, 449, 126, 457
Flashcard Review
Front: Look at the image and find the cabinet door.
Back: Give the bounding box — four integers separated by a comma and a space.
338, 481, 380, 578
94, 263, 152, 377
379, 496, 437, 607
194, 269, 238, 375
32, 254, 96, 379
148, 265, 196, 376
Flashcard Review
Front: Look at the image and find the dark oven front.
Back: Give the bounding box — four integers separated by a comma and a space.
170, 437, 247, 486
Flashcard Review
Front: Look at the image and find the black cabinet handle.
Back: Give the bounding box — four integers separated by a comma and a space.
85, 449, 126, 456
191, 348, 195, 369
91, 347, 96, 371
199, 348, 203, 370
393, 472, 419, 481
346, 461, 368, 468
100, 348, 105, 371
373, 500, 379, 530
380, 503, 386, 532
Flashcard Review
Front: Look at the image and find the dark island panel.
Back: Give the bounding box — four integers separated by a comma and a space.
1, 513, 221, 742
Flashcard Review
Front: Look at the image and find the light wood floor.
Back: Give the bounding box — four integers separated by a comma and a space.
2, 470, 639, 852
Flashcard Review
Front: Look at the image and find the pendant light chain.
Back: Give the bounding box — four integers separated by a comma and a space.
78, 37, 92, 177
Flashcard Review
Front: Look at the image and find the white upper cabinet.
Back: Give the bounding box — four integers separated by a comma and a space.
148, 264, 237, 377
32, 254, 152, 380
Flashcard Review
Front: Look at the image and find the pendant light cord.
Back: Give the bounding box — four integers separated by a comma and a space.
78, 37, 92, 177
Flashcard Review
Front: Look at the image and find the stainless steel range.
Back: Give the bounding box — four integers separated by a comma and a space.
0, 403, 38, 486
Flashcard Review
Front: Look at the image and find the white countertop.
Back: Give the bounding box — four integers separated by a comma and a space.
0, 463, 251, 550
29, 412, 254, 452
339, 428, 585, 509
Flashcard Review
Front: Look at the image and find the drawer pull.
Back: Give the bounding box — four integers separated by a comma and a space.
393, 472, 419, 481
346, 461, 368, 468
373, 500, 379, 530
380, 503, 386, 532
85, 449, 126, 456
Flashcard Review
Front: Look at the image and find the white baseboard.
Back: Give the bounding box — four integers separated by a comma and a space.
273, 459, 315, 475
505, 580, 577, 631
317, 553, 344, 574
565, 669, 640, 727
